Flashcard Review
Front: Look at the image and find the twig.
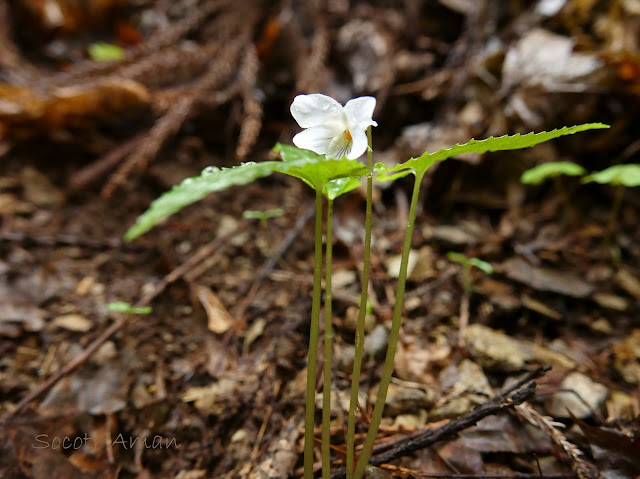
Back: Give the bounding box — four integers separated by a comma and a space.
101, 39, 245, 197
457, 293, 469, 348
514, 402, 593, 479
69, 132, 146, 189
330, 366, 550, 478
295, 12, 329, 93
59, 0, 231, 82
100, 95, 194, 198
236, 45, 263, 160
240, 404, 274, 477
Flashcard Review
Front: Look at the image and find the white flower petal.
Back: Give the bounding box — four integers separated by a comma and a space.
344, 96, 377, 130
326, 133, 351, 159
290, 94, 344, 128
292, 125, 338, 154
347, 127, 368, 159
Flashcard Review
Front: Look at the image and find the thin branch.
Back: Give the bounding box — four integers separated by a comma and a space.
331, 367, 550, 479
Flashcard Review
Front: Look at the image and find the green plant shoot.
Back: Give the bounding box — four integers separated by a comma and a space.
124, 90, 608, 479
88, 42, 126, 62
242, 208, 285, 220
521, 161, 588, 225
582, 164, 640, 247
582, 164, 640, 187
353, 122, 608, 479
447, 252, 494, 295
107, 302, 152, 315
447, 252, 493, 347
520, 161, 586, 185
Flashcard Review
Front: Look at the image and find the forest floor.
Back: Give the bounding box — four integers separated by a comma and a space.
1, 1, 640, 478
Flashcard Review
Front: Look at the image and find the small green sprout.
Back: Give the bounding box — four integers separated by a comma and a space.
582, 164, 640, 250
447, 252, 494, 297
88, 42, 126, 62
447, 252, 493, 348
581, 164, 640, 187
521, 161, 588, 224
243, 208, 284, 251
242, 208, 284, 221
107, 302, 152, 315
365, 299, 374, 315
520, 161, 586, 185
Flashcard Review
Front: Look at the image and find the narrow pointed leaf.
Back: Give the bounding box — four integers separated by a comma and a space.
126, 146, 368, 241
107, 302, 152, 315
377, 123, 609, 178
125, 162, 281, 240
242, 208, 284, 220
469, 258, 494, 275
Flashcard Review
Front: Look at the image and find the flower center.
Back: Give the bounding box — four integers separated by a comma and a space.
344, 130, 352, 142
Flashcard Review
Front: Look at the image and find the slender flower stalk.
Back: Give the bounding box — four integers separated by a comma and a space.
291, 93, 378, 478
322, 198, 334, 478
346, 126, 374, 478
305, 188, 324, 479
353, 171, 425, 479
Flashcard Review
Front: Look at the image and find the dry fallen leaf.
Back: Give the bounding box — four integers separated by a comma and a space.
502, 28, 603, 91
194, 284, 234, 334
0, 79, 150, 139
52, 313, 93, 332
501, 257, 593, 298
574, 415, 640, 479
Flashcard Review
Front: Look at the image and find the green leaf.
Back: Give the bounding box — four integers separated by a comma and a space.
521, 161, 587, 185
447, 252, 493, 275
275, 143, 323, 163
273, 144, 368, 189
107, 302, 152, 315
323, 177, 362, 200
447, 252, 469, 267
125, 146, 368, 240
242, 208, 284, 220
582, 164, 640, 187
88, 42, 125, 62
377, 123, 610, 179
468, 258, 494, 275
374, 162, 414, 183
125, 162, 280, 240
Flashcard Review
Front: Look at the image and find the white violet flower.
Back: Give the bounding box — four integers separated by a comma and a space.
290, 94, 377, 160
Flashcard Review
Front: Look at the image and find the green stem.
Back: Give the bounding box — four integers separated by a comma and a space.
305, 188, 324, 479
607, 185, 624, 241
606, 185, 625, 264
346, 126, 374, 478
322, 199, 334, 478
353, 171, 424, 479
462, 265, 473, 298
